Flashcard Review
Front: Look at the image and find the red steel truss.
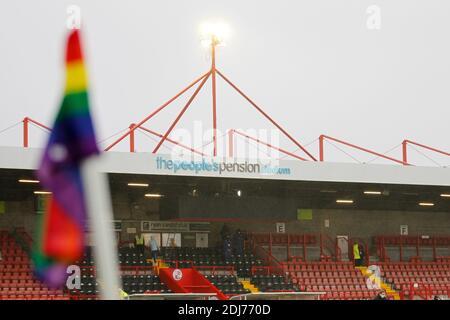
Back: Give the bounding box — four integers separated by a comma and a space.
10, 42, 450, 167
16, 116, 450, 166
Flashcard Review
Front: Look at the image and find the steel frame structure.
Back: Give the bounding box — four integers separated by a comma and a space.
12, 41, 450, 166
18, 116, 450, 166
104, 36, 316, 161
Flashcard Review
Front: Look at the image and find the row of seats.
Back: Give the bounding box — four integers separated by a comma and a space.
251, 274, 298, 292
291, 276, 366, 286
69, 272, 172, 297
204, 275, 250, 295
322, 291, 381, 300
282, 262, 355, 272
376, 262, 450, 297
0, 231, 69, 300
76, 247, 152, 267
161, 247, 263, 278
292, 270, 362, 278
286, 261, 375, 299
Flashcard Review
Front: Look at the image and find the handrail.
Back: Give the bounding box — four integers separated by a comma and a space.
374, 235, 450, 262
254, 244, 285, 276
251, 265, 284, 276
320, 234, 341, 262
193, 265, 235, 276
157, 259, 194, 269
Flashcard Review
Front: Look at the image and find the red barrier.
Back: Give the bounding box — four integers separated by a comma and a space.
158, 268, 227, 300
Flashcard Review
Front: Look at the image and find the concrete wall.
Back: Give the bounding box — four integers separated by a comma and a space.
1, 194, 449, 259
0, 197, 36, 236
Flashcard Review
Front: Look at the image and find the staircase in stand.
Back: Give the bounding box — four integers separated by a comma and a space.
357, 266, 400, 300
241, 279, 259, 293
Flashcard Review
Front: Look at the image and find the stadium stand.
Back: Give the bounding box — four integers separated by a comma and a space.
160, 247, 264, 278
377, 260, 450, 299
0, 231, 69, 300
250, 274, 298, 292
204, 274, 250, 295
286, 261, 381, 300
2, 228, 450, 300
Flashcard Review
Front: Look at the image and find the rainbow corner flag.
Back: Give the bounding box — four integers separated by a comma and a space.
32, 29, 99, 287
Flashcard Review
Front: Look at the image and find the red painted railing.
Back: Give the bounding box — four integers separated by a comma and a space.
374, 235, 450, 262
193, 266, 235, 276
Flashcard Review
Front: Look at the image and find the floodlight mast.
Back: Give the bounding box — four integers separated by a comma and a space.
105, 23, 316, 162
211, 35, 219, 157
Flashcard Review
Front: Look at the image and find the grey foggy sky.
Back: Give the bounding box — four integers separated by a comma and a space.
0, 0, 449, 166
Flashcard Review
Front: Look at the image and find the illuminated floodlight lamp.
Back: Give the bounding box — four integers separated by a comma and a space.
419, 202, 434, 207
336, 199, 354, 204
127, 183, 149, 187
145, 193, 163, 198
19, 179, 40, 184
34, 191, 52, 195
364, 191, 381, 195
200, 20, 230, 48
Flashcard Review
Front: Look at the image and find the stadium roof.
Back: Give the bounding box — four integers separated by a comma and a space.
1, 147, 449, 212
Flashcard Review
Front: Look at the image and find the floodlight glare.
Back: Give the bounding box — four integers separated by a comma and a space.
200, 20, 230, 47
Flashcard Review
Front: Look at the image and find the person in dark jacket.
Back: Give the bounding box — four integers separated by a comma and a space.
358, 243, 365, 266
223, 236, 232, 261
232, 229, 244, 256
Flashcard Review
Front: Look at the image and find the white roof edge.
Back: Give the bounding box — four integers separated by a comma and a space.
0, 146, 449, 186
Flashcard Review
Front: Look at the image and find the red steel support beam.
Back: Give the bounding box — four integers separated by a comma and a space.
216, 69, 317, 161
27, 118, 51, 131
104, 71, 210, 152
153, 72, 211, 154
402, 140, 408, 164
138, 126, 207, 157
232, 129, 309, 161
320, 135, 408, 165
22, 117, 51, 148
403, 139, 450, 163
287, 234, 291, 261
303, 234, 307, 262
129, 123, 136, 153
319, 135, 325, 161
23, 117, 28, 148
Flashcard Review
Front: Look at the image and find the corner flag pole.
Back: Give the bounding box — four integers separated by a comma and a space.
82, 157, 121, 300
